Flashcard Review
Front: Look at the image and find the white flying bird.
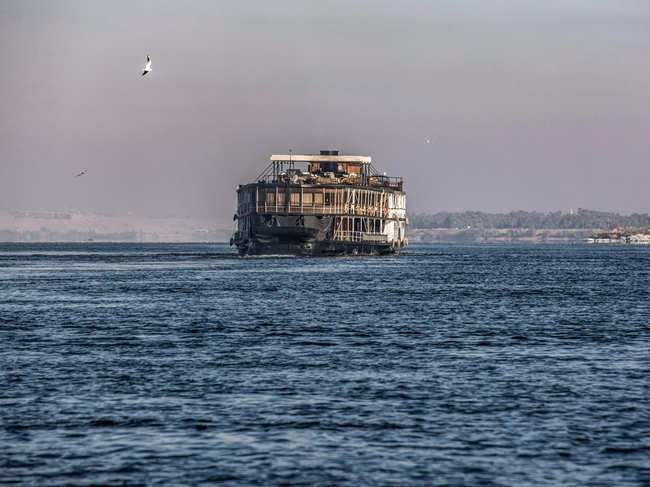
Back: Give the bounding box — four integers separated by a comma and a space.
75, 169, 88, 178
142, 55, 152, 76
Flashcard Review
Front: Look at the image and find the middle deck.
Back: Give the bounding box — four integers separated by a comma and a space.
237, 183, 406, 220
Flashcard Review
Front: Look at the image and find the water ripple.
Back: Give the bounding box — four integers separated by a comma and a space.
1, 243, 649, 486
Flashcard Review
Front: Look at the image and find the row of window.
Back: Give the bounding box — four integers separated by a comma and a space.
261, 189, 388, 207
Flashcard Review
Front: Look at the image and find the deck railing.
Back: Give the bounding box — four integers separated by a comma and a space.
257, 203, 395, 216
255, 176, 403, 190
331, 231, 388, 243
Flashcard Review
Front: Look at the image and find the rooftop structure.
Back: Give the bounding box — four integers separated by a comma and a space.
256, 150, 402, 191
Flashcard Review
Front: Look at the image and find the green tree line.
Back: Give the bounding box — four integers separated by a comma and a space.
409, 209, 650, 230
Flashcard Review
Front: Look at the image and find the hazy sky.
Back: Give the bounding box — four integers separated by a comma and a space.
1, 0, 649, 217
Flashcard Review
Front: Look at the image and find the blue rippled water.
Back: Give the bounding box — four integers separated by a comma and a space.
1, 243, 649, 486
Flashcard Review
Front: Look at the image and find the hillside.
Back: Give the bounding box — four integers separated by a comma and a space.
0, 210, 233, 242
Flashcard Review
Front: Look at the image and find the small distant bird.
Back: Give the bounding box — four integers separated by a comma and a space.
75, 169, 88, 178
425, 138, 432, 144
142, 55, 152, 76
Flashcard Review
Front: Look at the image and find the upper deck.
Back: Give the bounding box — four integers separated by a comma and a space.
253, 150, 403, 192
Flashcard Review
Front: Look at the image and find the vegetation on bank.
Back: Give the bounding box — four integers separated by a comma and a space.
408, 209, 650, 230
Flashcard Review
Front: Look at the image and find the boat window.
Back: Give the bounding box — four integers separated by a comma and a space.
319, 162, 338, 173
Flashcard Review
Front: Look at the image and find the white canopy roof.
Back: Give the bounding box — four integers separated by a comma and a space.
270, 154, 371, 164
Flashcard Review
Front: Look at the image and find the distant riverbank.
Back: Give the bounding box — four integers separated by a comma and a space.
409, 228, 594, 244
4, 208, 649, 244
0, 210, 232, 242
408, 209, 650, 244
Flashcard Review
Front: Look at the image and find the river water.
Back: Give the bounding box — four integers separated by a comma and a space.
1, 243, 648, 486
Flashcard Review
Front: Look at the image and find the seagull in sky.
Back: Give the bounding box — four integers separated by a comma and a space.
142, 55, 152, 76
75, 169, 88, 178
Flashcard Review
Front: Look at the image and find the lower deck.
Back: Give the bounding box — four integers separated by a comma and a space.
232, 213, 406, 256
233, 183, 407, 256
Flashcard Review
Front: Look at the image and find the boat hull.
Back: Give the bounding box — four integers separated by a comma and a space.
232, 214, 400, 256
238, 239, 397, 257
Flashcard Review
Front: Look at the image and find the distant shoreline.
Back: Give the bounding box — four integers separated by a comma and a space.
0, 209, 232, 243
408, 209, 650, 244
0, 236, 630, 245
2, 208, 649, 244
409, 228, 593, 244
